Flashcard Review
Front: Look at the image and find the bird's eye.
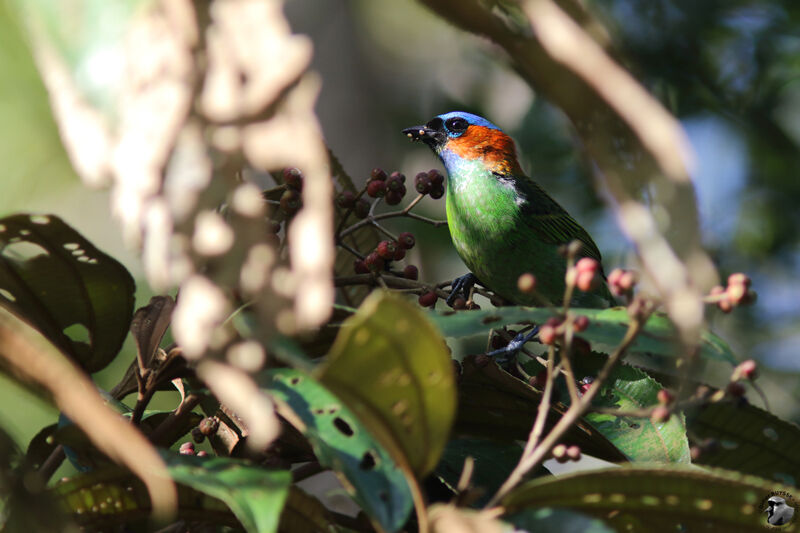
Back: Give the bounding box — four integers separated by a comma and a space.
445, 117, 469, 134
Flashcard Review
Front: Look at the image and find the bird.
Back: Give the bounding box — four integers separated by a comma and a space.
766, 496, 795, 526
403, 111, 613, 309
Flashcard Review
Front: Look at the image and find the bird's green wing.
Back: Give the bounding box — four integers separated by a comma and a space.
511, 174, 604, 264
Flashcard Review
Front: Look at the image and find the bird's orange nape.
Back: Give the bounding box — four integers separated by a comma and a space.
445, 125, 523, 175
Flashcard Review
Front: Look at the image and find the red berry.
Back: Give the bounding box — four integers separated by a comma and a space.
196, 451, 209, 457
576, 270, 597, 292
367, 180, 386, 198
728, 272, 751, 289
354, 198, 370, 219
657, 389, 675, 405
337, 190, 356, 209
733, 359, 758, 381
283, 167, 303, 190
280, 189, 302, 215
428, 169, 444, 186
545, 316, 563, 328
398, 232, 415, 250
418, 291, 437, 307
579, 376, 594, 394
370, 168, 387, 181
354, 259, 369, 274
393, 246, 406, 261
726, 382, 746, 397
385, 188, 404, 205
451, 297, 467, 310
539, 324, 557, 345
376, 240, 397, 260
179, 442, 195, 455
650, 406, 671, 423
517, 273, 536, 294
551, 444, 568, 463
403, 265, 419, 280
365, 252, 384, 272
573, 315, 589, 332
566, 445, 581, 461
576, 257, 599, 274
414, 172, 432, 194
389, 171, 406, 183
429, 183, 445, 199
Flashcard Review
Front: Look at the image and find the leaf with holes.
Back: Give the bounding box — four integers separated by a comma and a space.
501, 465, 791, 532
266, 368, 413, 532
564, 359, 690, 463
163, 453, 292, 533
0, 214, 135, 372
429, 307, 735, 363
317, 290, 457, 477
686, 399, 800, 486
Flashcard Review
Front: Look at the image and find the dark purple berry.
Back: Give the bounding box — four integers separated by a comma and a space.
354, 259, 369, 274
283, 167, 303, 190
385, 189, 404, 205
387, 174, 404, 192
376, 240, 397, 260
393, 247, 406, 261
370, 168, 387, 181
429, 183, 445, 200
452, 297, 467, 310
414, 172, 432, 194
367, 180, 386, 198
354, 198, 370, 219
280, 189, 302, 215
398, 232, 415, 250
192, 427, 205, 443
403, 265, 419, 280
337, 190, 356, 209
418, 291, 437, 307
428, 169, 444, 186
365, 252, 385, 272
389, 171, 405, 183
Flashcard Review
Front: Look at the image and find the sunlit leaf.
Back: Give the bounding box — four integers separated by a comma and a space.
456, 357, 626, 463
566, 360, 690, 463
686, 399, 800, 486
0, 214, 135, 372
267, 368, 413, 532
163, 453, 291, 533
317, 290, 457, 476
502, 465, 790, 532
429, 307, 735, 363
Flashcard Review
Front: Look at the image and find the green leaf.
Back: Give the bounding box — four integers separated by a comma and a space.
503, 507, 616, 533
686, 399, 800, 486
267, 368, 413, 532
456, 356, 626, 463
429, 307, 735, 363
435, 438, 547, 508
502, 465, 791, 532
568, 361, 690, 463
0, 214, 135, 372
163, 453, 291, 533
317, 290, 457, 476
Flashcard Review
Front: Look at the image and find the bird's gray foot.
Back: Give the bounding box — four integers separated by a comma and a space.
485, 326, 540, 360
447, 273, 479, 306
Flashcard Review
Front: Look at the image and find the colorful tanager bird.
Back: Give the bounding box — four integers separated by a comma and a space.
403, 111, 613, 308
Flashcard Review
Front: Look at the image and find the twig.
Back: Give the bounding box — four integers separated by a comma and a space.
149, 394, 202, 446
292, 461, 324, 482
487, 309, 650, 507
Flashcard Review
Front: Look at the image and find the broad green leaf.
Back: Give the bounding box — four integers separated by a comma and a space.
54, 466, 245, 529
317, 290, 457, 476
503, 507, 616, 533
267, 368, 413, 532
0, 214, 135, 372
164, 453, 291, 533
429, 307, 735, 363
456, 356, 626, 463
435, 438, 548, 508
686, 399, 800, 486
564, 360, 690, 463
502, 465, 792, 532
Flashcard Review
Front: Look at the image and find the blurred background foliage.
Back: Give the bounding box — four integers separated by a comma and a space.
0, 0, 798, 445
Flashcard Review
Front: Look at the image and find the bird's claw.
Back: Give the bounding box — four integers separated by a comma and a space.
447, 273, 479, 306
485, 326, 540, 359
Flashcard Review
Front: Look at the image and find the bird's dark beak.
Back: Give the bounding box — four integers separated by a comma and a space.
403, 124, 445, 147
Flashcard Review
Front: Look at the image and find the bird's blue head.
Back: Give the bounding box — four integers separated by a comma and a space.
403, 111, 521, 175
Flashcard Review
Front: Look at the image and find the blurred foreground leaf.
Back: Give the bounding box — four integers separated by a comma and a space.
503, 507, 616, 533
687, 400, 800, 486
430, 307, 735, 363
318, 290, 457, 476
0, 214, 134, 372
267, 368, 413, 532
502, 465, 789, 532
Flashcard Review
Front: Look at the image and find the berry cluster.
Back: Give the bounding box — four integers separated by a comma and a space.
365, 169, 409, 206
572, 258, 601, 292
179, 441, 209, 457
413, 169, 445, 199
607, 268, 637, 298
279, 167, 304, 217
550, 443, 581, 463
538, 314, 590, 346
709, 273, 756, 313
353, 233, 418, 277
